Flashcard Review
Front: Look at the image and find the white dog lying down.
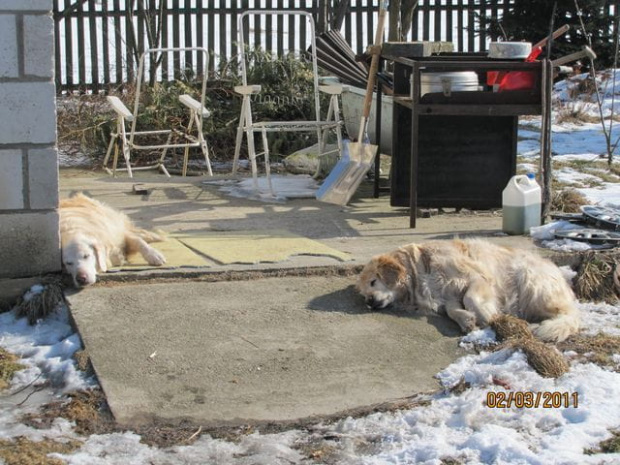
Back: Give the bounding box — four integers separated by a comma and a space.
357, 238, 580, 342
59, 193, 166, 287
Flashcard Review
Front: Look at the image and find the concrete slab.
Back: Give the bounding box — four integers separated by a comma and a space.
66, 275, 463, 427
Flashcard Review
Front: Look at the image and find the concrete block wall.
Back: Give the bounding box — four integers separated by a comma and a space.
0, 1, 60, 281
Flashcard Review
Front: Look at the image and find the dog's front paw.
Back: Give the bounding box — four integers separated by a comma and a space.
145, 247, 166, 266
459, 315, 477, 334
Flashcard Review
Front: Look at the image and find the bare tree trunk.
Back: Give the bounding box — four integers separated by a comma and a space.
389, 0, 402, 42
332, 0, 350, 30
400, 0, 418, 39
389, 0, 418, 42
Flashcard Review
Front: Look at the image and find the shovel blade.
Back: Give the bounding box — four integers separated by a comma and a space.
316, 141, 378, 206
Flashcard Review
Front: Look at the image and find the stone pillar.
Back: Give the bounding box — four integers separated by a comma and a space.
0, 1, 60, 299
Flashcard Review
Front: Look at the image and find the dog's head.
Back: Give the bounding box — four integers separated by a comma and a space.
356, 254, 409, 310
61, 234, 108, 288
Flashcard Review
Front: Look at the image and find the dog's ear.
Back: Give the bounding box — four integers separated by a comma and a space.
92, 242, 108, 272
376, 255, 406, 287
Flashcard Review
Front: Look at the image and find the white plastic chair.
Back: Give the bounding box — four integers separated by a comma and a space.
232, 11, 344, 196
103, 47, 213, 177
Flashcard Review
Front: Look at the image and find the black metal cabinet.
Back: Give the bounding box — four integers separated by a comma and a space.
389, 57, 545, 227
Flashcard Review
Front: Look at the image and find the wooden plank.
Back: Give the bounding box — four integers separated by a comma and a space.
231, 0, 239, 65
196, 0, 204, 71
87, 0, 99, 92
53, 0, 63, 90
161, 0, 169, 81
208, 0, 216, 72
456, 0, 464, 52
124, 0, 134, 83
422, 1, 430, 42
136, 0, 144, 60
224, 0, 231, 65
478, 0, 487, 51
467, 3, 475, 52
101, 0, 110, 88
446, 0, 454, 44
434, 0, 441, 42
113, 0, 122, 86
266, 10, 273, 53
184, 0, 193, 67
277, 10, 284, 56
172, 0, 181, 80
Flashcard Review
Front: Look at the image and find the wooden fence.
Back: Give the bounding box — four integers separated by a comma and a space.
53, 0, 517, 93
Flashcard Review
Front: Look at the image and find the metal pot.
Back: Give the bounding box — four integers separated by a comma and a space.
419, 71, 479, 96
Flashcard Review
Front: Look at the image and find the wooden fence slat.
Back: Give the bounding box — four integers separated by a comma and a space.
53, 0, 62, 90
87, 0, 98, 91
101, 0, 110, 88
76, 1, 86, 90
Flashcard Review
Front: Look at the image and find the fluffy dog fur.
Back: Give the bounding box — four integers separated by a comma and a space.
59, 193, 166, 287
357, 238, 579, 342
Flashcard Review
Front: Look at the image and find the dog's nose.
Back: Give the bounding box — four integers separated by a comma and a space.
76, 273, 90, 286
365, 296, 377, 309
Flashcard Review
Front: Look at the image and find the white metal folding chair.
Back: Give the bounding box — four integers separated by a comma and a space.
232, 11, 344, 196
103, 47, 213, 177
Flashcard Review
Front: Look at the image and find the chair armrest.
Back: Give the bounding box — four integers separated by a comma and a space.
234, 85, 262, 95
319, 84, 343, 95
179, 94, 211, 118
106, 96, 134, 122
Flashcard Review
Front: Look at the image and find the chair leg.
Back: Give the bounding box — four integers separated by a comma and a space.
195, 111, 213, 176
261, 128, 275, 196
233, 96, 249, 175
123, 145, 133, 178
201, 140, 213, 176
247, 129, 259, 192
111, 139, 120, 177
103, 132, 117, 169
182, 145, 190, 177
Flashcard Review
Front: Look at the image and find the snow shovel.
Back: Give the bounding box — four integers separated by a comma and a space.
316, 2, 388, 206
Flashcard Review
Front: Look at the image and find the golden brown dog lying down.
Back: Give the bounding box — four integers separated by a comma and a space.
357, 238, 580, 342
59, 193, 166, 287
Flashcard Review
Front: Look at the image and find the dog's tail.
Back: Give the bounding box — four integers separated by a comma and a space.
533, 310, 580, 342
132, 228, 166, 243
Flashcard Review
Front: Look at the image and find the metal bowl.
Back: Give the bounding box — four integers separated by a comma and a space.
581, 205, 620, 231
488, 42, 532, 59
555, 228, 620, 246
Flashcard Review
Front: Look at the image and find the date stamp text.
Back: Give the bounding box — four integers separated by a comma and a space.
486, 391, 579, 409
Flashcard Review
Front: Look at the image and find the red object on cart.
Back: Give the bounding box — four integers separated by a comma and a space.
487, 45, 542, 91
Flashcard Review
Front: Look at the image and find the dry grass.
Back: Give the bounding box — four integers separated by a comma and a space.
0, 348, 25, 391
573, 251, 620, 304
23, 389, 114, 437
22, 388, 207, 448
0, 437, 82, 465
491, 314, 533, 342
13, 276, 67, 325
558, 333, 620, 368
518, 339, 570, 378
551, 188, 590, 213
487, 315, 570, 378
555, 101, 601, 125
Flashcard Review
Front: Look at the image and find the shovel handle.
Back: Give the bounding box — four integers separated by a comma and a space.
532, 24, 570, 50
358, 3, 387, 142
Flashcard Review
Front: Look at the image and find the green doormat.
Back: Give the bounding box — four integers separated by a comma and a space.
175, 230, 351, 265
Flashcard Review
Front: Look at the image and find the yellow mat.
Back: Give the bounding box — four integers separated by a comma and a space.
175, 230, 351, 265
111, 237, 211, 270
